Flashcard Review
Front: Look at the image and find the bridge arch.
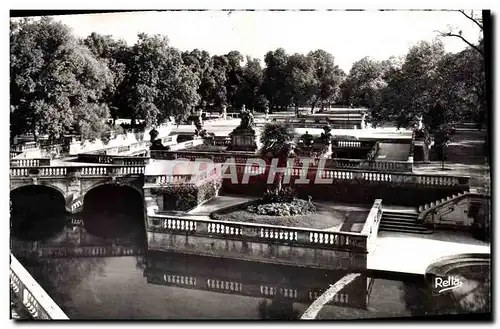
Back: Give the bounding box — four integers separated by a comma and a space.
10, 182, 66, 201
81, 182, 146, 240
83, 181, 143, 198
10, 184, 68, 241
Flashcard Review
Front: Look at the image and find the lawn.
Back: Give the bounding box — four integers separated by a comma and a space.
211, 201, 369, 231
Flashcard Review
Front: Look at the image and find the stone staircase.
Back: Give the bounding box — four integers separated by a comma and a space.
379, 211, 433, 234
380, 191, 470, 234
417, 192, 468, 213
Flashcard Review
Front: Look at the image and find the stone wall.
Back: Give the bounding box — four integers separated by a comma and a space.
147, 231, 367, 270
221, 174, 469, 207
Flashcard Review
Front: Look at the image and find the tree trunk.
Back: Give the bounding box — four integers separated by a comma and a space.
32, 124, 38, 142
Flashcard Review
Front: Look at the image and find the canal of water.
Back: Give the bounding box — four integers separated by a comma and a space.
10, 186, 490, 320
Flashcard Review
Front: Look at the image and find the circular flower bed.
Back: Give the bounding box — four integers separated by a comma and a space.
246, 199, 316, 217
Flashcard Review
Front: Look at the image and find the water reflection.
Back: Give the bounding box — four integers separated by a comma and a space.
145, 251, 369, 312
9, 185, 491, 319
10, 186, 67, 241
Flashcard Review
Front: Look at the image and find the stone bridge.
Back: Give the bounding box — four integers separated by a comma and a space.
10, 165, 145, 213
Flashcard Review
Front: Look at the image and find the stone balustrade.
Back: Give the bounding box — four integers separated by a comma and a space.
212, 136, 231, 146
330, 158, 413, 172
12, 141, 38, 152
10, 150, 22, 159
10, 165, 145, 178
10, 254, 68, 320
147, 215, 367, 252
77, 153, 150, 166
360, 199, 383, 254
336, 141, 361, 148
145, 167, 220, 186
229, 164, 469, 188
10, 158, 51, 167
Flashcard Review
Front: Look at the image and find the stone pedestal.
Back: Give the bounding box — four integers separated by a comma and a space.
226, 128, 257, 152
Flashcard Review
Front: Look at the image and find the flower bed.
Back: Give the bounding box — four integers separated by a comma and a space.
247, 199, 316, 216
151, 177, 222, 212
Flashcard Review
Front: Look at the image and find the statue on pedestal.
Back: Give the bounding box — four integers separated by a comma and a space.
222, 105, 227, 120
194, 119, 207, 138
361, 113, 367, 129
149, 128, 170, 151
227, 104, 257, 152
239, 105, 254, 129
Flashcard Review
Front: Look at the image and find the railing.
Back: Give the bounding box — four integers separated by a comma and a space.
360, 199, 383, 254
77, 154, 149, 166
10, 158, 51, 167
10, 165, 145, 178
12, 141, 38, 152
330, 158, 413, 172
147, 214, 367, 252
416, 192, 489, 223
11, 244, 144, 258
10, 254, 69, 320
227, 164, 469, 188
150, 150, 255, 162
10, 150, 23, 159
145, 166, 221, 186
212, 136, 231, 147
167, 138, 205, 151
331, 140, 373, 148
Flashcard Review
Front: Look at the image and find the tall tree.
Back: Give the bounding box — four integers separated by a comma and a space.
82, 32, 129, 123
224, 50, 244, 109
238, 56, 266, 111
10, 17, 114, 141
121, 34, 200, 125
308, 50, 345, 112
182, 48, 212, 110
262, 48, 291, 111
375, 41, 446, 129
286, 53, 317, 115
340, 57, 387, 110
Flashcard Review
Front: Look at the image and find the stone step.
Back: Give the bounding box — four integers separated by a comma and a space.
381, 216, 419, 224
380, 220, 426, 229
383, 211, 418, 218
379, 226, 433, 234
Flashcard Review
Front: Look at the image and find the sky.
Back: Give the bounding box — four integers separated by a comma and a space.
44, 10, 483, 72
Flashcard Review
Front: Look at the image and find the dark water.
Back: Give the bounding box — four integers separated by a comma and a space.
10, 186, 491, 320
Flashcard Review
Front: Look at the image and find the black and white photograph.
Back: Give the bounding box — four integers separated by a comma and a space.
8, 6, 492, 322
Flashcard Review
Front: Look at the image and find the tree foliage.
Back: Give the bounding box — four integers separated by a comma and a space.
10, 15, 487, 142
10, 17, 114, 141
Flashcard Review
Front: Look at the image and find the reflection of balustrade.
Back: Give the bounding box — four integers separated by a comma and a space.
10, 254, 68, 319
207, 279, 243, 292
309, 291, 349, 304
164, 274, 196, 286
11, 244, 144, 258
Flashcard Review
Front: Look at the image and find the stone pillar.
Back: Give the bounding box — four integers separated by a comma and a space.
360, 113, 366, 130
